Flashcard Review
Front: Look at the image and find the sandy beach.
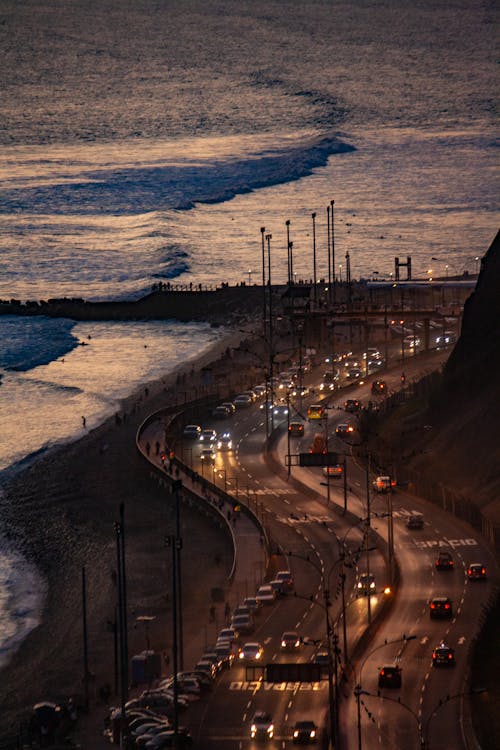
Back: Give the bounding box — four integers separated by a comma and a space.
0, 326, 255, 741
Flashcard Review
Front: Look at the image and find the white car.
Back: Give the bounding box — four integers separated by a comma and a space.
199, 428, 217, 443
216, 432, 233, 451
238, 642, 264, 662
233, 393, 253, 407
255, 584, 276, 604
182, 424, 202, 439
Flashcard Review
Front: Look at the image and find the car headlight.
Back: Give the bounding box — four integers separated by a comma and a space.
293, 730, 299, 738
310, 730, 316, 738
268, 725, 274, 736
239, 652, 244, 659
357, 582, 362, 588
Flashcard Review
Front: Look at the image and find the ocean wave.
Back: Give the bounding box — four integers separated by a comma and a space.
0, 316, 79, 372
0, 133, 354, 216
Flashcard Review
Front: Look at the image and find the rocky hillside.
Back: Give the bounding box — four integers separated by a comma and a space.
410, 230, 500, 526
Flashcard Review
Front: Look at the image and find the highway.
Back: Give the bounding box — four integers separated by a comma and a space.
172, 346, 496, 749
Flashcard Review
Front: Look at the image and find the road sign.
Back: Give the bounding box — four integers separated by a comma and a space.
265, 662, 323, 683
298, 452, 338, 467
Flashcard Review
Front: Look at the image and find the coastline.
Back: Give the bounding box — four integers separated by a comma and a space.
0, 323, 253, 739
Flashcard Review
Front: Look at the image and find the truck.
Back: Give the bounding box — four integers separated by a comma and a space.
310, 433, 326, 453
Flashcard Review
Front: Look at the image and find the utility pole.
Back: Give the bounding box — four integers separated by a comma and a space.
173, 479, 184, 670
365, 456, 372, 624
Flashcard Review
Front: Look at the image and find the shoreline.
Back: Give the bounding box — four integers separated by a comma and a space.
0, 323, 254, 739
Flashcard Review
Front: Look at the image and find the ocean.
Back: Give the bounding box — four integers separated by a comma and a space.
0, 0, 497, 667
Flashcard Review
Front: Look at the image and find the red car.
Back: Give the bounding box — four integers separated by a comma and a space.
435, 551, 454, 571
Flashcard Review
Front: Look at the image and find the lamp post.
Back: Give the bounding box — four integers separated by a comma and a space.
265, 232, 274, 432
286, 219, 291, 284
260, 227, 266, 334
312, 212, 317, 305
331, 199, 335, 304
354, 687, 423, 748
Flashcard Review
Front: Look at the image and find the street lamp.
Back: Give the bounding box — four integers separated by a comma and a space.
260, 227, 266, 335
312, 212, 317, 304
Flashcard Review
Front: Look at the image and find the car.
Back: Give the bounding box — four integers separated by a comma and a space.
289, 421, 305, 437
435, 331, 457, 346
406, 512, 424, 529
230, 614, 254, 634
323, 464, 343, 478
256, 584, 276, 605
238, 642, 264, 662
313, 650, 329, 670
218, 627, 239, 643
200, 651, 225, 673
221, 401, 236, 414
199, 428, 217, 443
357, 573, 376, 595
182, 424, 202, 440
371, 380, 387, 395
319, 371, 339, 391
132, 721, 171, 738
335, 423, 355, 437
344, 398, 361, 412
275, 570, 294, 590
293, 720, 318, 744
214, 641, 236, 668
435, 550, 454, 570
233, 605, 252, 619
403, 335, 421, 350
307, 404, 325, 420
281, 631, 301, 650
346, 367, 363, 380
233, 393, 253, 407
200, 447, 216, 463
372, 475, 394, 493
429, 597, 453, 619
213, 404, 231, 419
243, 597, 262, 615
162, 676, 201, 697
194, 661, 217, 679
467, 563, 487, 580
216, 432, 233, 451
250, 711, 274, 740
176, 671, 213, 689
378, 665, 402, 688
269, 578, 286, 597
432, 643, 456, 667
253, 385, 267, 397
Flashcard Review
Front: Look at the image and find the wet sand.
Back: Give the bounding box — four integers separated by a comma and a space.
0, 328, 252, 740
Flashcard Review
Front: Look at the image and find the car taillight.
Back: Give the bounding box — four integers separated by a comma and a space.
448, 653, 453, 660
482, 568, 486, 574
380, 669, 385, 676
445, 603, 450, 609
430, 603, 435, 609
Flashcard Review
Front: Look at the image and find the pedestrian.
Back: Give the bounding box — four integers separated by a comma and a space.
81, 416, 86, 428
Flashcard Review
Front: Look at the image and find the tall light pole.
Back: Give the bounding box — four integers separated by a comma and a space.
260, 227, 266, 335
330, 199, 335, 304
286, 220, 291, 284
327, 205, 332, 297
266, 233, 274, 432
312, 212, 317, 305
